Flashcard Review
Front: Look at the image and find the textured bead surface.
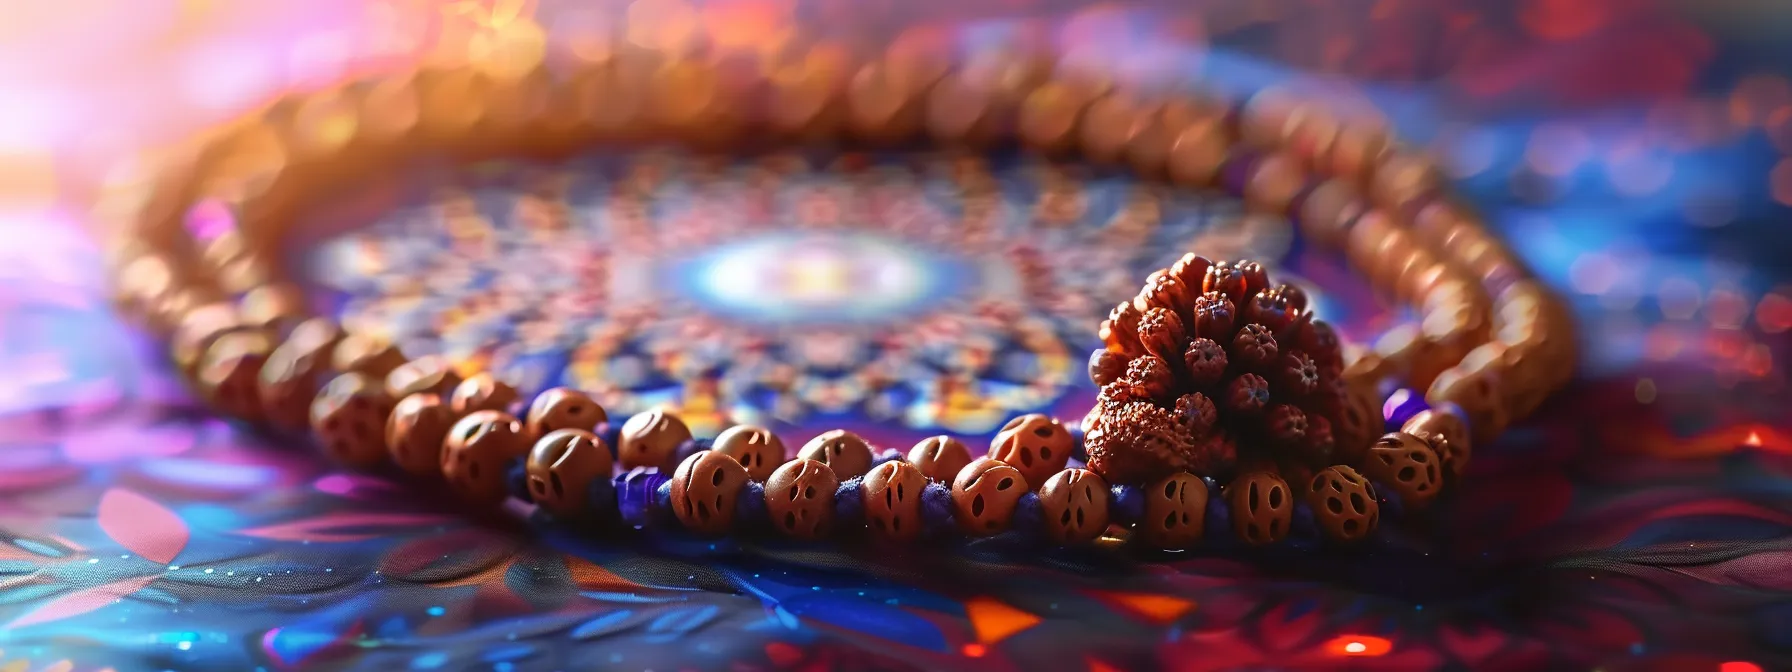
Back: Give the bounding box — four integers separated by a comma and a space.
525, 387, 607, 438
450, 372, 520, 417
385, 355, 460, 399
1426, 364, 1507, 446
1037, 469, 1109, 545
442, 410, 530, 505
862, 460, 928, 541
951, 458, 1028, 536
618, 409, 693, 470
1361, 432, 1443, 508
907, 435, 972, 482
712, 424, 786, 481
989, 414, 1074, 488
1306, 466, 1379, 542
330, 332, 406, 380
525, 429, 613, 517
670, 450, 750, 535
258, 317, 344, 430
1402, 408, 1472, 480
1228, 470, 1293, 545
1140, 473, 1208, 549
310, 372, 395, 469
798, 429, 874, 480
385, 392, 454, 477
765, 458, 839, 540
198, 330, 274, 422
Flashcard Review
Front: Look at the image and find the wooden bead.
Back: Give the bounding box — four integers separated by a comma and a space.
1243, 154, 1305, 213
951, 458, 1028, 536
1361, 433, 1442, 508
766, 458, 839, 540
988, 414, 1074, 488
525, 387, 607, 438
798, 429, 874, 480
525, 429, 613, 518
386, 355, 461, 399
258, 317, 343, 430
617, 408, 693, 470
924, 71, 1004, 146
844, 61, 922, 144
1425, 363, 1507, 446
1166, 117, 1229, 187
1140, 472, 1208, 549
1328, 122, 1392, 178
171, 302, 246, 379
1079, 94, 1148, 164
1402, 408, 1472, 480
1369, 152, 1440, 208
331, 332, 406, 380
1296, 180, 1365, 250
1333, 379, 1383, 467
1017, 81, 1091, 154
1228, 470, 1293, 545
197, 329, 274, 422
310, 372, 396, 469
386, 392, 454, 477
238, 283, 308, 334
450, 372, 519, 417
907, 435, 972, 482
670, 450, 751, 535
442, 410, 529, 505
712, 424, 786, 481
1305, 466, 1379, 542
862, 460, 928, 541
1038, 468, 1109, 545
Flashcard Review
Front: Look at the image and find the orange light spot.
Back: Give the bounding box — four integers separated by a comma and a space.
1323, 634, 1393, 656
961, 643, 987, 658
1721, 662, 1764, 672
1746, 432, 1764, 447
1094, 591, 1197, 623
964, 597, 1041, 644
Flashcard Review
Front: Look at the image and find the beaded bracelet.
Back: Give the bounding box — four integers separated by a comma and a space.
97, 45, 1576, 553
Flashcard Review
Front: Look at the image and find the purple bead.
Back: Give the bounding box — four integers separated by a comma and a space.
1382, 387, 1430, 431
1290, 501, 1319, 541
921, 482, 955, 537
834, 476, 866, 527
1012, 492, 1044, 537
1204, 485, 1232, 545
596, 421, 623, 459
1285, 182, 1321, 219
1069, 426, 1089, 464
670, 438, 713, 470
616, 467, 671, 529
505, 457, 533, 504
736, 481, 768, 530
872, 449, 905, 468
1110, 484, 1145, 526
1219, 152, 1260, 195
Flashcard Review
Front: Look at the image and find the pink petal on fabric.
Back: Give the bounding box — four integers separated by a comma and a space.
235, 512, 454, 543
62, 424, 195, 464
5, 575, 156, 629
97, 488, 189, 564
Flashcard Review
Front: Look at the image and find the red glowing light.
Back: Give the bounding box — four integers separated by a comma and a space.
1746, 432, 1764, 448
1720, 662, 1763, 672
1322, 635, 1392, 656
961, 643, 987, 658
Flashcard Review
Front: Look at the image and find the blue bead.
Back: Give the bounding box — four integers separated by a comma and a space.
871, 449, 905, 468
921, 482, 955, 537
1110, 484, 1145, 526
615, 467, 670, 529
1205, 490, 1232, 544
596, 421, 623, 460
736, 481, 768, 531
1069, 426, 1089, 463
505, 457, 533, 504
1012, 492, 1044, 537
1291, 501, 1320, 541
670, 438, 712, 470
834, 477, 866, 527
1383, 388, 1430, 431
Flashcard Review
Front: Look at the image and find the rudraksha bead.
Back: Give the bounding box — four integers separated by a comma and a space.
1038, 469, 1109, 545
1402, 407, 1472, 480
907, 435, 972, 482
712, 424, 786, 481
798, 429, 874, 480
197, 330, 274, 423
951, 458, 1028, 536
310, 372, 395, 469
450, 372, 520, 417
862, 460, 928, 541
765, 458, 839, 540
1183, 337, 1228, 387
1305, 466, 1378, 542
525, 387, 607, 438
618, 409, 693, 470
1140, 472, 1208, 549
1136, 307, 1188, 362
1120, 355, 1177, 402
1361, 432, 1443, 509
385, 392, 454, 477
1228, 470, 1293, 545
386, 355, 460, 400
989, 414, 1075, 488
526, 429, 613, 518
258, 317, 343, 431
442, 410, 530, 506
670, 450, 750, 535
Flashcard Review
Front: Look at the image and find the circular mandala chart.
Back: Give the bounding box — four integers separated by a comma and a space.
295, 151, 1384, 445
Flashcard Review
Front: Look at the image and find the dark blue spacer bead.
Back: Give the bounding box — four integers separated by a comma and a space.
736, 481, 768, 532
872, 449, 905, 468
596, 420, 623, 460
585, 477, 618, 522
654, 480, 673, 518
834, 476, 866, 528
921, 482, 956, 537
671, 438, 712, 469
1290, 501, 1320, 542
505, 457, 533, 504
1110, 484, 1145, 526
616, 467, 670, 529
1069, 426, 1089, 464
1205, 489, 1232, 545
1219, 152, 1260, 195
1383, 388, 1430, 431
1012, 492, 1044, 538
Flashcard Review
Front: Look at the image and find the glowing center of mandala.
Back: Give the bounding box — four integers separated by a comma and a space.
678, 233, 963, 324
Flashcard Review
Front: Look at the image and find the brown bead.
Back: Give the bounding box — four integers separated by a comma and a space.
1244, 154, 1305, 213
331, 332, 406, 380
386, 392, 454, 477
171, 302, 246, 379
1126, 98, 1219, 177
525, 429, 613, 517
670, 450, 750, 535
1100, 302, 1146, 356
1140, 472, 1208, 549
617, 408, 693, 470
198, 329, 274, 422
1017, 82, 1090, 153
845, 61, 922, 143
1306, 466, 1379, 542
1134, 270, 1195, 317
798, 429, 874, 480
924, 71, 1004, 146
1136, 307, 1187, 363
989, 414, 1074, 488
1328, 122, 1392, 178
450, 372, 519, 417
712, 424, 786, 481
310, 372, 396, 469
1079, 94, 1148, 164
386, 355, 461, 399
952, 458, 1029, 536
525, 387, 607, 438
1402, 408, 1472, 480
1297, 180, 1367, 251
1370, 153, 1440, 208
238, 283, 308, 334
1166, 117, 1228, 187
907, 435, 973, 482
1089, 349, 1129, 387
1228, 470, 1293, 545
442, 410, 530, 505
258, 317, 344, 430
1361, 433, 1443, 508
862, 460, 928, 541
1333, 380, 1382, 467
1038, 468, 1109, 545
767, 458, 840, 539
1426, 362, 1507, 446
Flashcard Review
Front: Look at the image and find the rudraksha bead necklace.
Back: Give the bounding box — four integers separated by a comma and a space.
98, 46, 1576, 553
